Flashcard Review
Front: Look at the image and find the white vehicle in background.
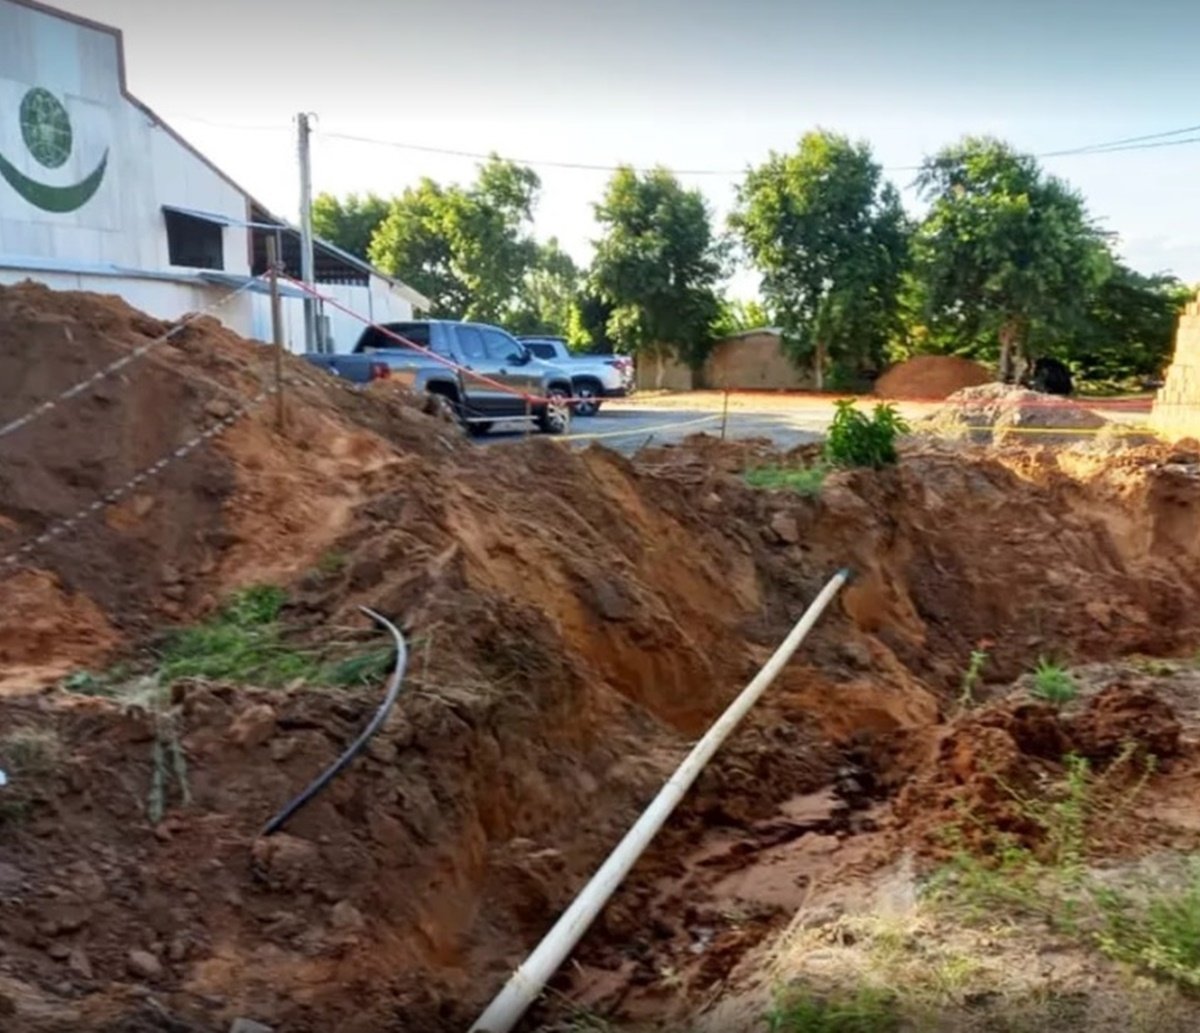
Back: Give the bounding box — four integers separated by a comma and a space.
518, 336, 634, 417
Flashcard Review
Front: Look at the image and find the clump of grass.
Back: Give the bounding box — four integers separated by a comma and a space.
745, 464, 828, 496
1095, 861, 1200, 989
156, 585, 321, 687
825, 401, 909, 469
153, 585, 395, 690
932, 752, 1200, 992
768, 986, 900, 1033
1031, 657, 1079, 705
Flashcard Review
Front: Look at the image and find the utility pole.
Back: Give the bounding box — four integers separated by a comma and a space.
297, 112, 318, 353
266, 233, 286, 431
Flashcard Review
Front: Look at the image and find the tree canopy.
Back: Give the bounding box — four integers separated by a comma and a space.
507, 238, 581, 337
367, 157, 541, 324
731, 130, 909, 389
910, 137, 1111, 381
311, 192, 389, 262
589, 166, 725, 368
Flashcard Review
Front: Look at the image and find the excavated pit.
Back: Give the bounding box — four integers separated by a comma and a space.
2, 285, 1200, 1031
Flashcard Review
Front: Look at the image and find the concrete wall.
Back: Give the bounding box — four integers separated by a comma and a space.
1151, 293, 1200, 441
635, 351, 694, 391
705, 332, 811, 390
634, 332, 811, 392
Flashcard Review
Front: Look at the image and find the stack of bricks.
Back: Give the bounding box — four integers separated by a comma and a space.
1151, 291, 1200, 441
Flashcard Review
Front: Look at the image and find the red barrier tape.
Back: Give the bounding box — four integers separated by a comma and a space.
280, 274, 576, 408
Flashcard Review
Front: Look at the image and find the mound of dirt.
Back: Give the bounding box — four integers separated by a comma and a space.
0, 280, 460, 686
918, 381, 1108, 443
5, 285, 1200, 1031
874, 355, 992, 400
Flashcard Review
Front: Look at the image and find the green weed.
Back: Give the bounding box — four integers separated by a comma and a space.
958, 647, 990, 709
1095, 861, 1200, 990
825, 401, 909, 469
768, 986, 900, 1033
745, 464, 828, 496
155, 585, 319, 687
1030, 658, 1079, 705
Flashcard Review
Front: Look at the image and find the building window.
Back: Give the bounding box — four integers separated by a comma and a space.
164, 210, 224, 270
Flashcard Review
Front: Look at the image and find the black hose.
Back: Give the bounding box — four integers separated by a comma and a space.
260, 606, 408, 837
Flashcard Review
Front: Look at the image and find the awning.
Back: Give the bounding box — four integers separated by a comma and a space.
197, 271, 308, 298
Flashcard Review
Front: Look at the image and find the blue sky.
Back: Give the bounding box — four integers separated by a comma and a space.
56, 0, 1200, 292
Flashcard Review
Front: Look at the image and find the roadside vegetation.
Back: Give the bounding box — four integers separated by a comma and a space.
745, 464, 828, 496
315, 134, 1190, 392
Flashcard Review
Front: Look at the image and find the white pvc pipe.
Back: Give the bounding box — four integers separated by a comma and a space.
470, 568, 852, 1033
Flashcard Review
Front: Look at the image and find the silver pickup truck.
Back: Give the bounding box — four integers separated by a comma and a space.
518, 336, 633, 417
304, 321, 574, 436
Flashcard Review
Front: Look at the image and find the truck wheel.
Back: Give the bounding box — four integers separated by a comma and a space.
572, 381, 601, 417
537, 389, 572, 435
467, 421, 493, 437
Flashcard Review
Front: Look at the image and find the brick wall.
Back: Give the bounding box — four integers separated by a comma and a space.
1151, 293, 1200, 441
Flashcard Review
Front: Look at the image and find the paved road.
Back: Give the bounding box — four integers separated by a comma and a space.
481, 391, 1154, 455
482, 399, 832, 454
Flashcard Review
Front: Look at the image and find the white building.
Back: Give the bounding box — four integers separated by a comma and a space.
0, 0, 428, 352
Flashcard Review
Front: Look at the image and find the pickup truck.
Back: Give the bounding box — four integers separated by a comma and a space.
303, 321, 573, 436
518, 336, 633, 417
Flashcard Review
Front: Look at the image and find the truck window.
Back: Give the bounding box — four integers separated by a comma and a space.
457, 326, 486, 361
354, 323, 445, 355
482, 329, 523, 363
526, 341, 556, 360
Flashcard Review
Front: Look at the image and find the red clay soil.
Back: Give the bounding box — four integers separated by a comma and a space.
874, 354, 993, 399
3, 285, 1200, 1030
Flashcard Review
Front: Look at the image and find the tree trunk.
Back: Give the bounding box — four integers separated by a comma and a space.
998, 318, 1023, 384
814, 340, 826, 392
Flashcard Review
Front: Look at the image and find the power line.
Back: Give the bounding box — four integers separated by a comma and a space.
317, 123, 1200, 177
318, 130, 742, 176
1041, 122, 1200, 157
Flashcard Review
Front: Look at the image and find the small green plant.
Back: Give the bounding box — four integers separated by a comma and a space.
153, 585, 396, 690
768, 986, 900, 1033
156, 585, 319, 687
1095, 860, 1200, 989
825, 401, 909, 469
958, 647, 990, 708
745, 464, 828, 496
1031, 657, 1079, 705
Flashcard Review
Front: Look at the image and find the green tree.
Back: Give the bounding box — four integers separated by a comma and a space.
311, 192, 389, 261
589, 167, 725, 369
507, 238, 581, 336
565, 291, 616, 353
712, 297, 772, 339
368, 157, 541, 322
1058, 265, 1191, 382
731, 130, 909, 390
911, 136, 1110, 381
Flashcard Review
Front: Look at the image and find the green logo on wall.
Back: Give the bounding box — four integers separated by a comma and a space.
0, 86, 108, 213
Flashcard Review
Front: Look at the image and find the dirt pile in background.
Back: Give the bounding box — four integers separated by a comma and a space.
874, 355, 992, 399
919, 381, 1108, 442
4, 287, 1200, 1031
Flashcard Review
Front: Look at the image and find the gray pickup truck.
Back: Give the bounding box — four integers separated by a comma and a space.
518, 336, 633, 417
304, 321, 573, 436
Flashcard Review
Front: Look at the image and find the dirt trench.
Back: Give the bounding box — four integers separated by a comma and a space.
4, 286, 1200, 1032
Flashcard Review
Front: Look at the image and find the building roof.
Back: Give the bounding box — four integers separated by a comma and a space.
5, 0, 431, 312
